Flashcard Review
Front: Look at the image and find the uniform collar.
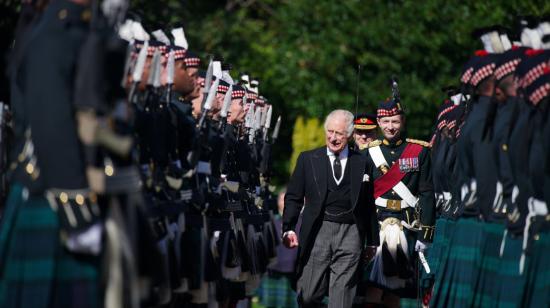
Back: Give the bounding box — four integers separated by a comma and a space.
381, 136, 404, 148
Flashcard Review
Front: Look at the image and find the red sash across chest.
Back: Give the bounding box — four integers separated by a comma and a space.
373, 143, 423, 199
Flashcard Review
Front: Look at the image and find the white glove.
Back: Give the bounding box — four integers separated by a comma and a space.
415, 240, 430, 252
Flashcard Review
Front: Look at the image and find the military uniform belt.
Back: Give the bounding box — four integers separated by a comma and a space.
375, 197, 414, 211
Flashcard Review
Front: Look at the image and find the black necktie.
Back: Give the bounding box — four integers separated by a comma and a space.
333, 155, 342, 180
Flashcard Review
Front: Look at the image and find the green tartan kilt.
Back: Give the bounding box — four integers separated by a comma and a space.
0, 184, 100, 308
425, 218, 448, 277
256, 273, 298, 308
472, 222, 505, 307
522, 231, 550, 307
434, 217, 485, 307
494, 231, 527, 308
429, 218, 456, 307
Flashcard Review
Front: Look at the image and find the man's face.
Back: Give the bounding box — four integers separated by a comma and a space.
189, 75, 204, 100
137, 57, 153, 91
228, 98, 244, 124
353, 128, 377, 147
325, 115, 349, 153
191, 87, 203, 118
185, 68, 200, 100
173, 60, 195, 95
214, 92, 225, 113
377, 114, 403, 141
187, 67, 198, 81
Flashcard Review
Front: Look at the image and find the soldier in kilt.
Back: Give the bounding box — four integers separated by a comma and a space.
364, 98, 435, 307
257, 189, 300, 308
0, 1, 103, 307
520, 54, 550, 307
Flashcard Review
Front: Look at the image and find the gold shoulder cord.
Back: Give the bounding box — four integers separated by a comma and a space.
406, 138, 431, 148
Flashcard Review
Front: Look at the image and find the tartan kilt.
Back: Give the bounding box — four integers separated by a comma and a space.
0, 184, 100, 308
472, 222, 505, 307
429, 218, 456, 307
495, 232, 527, 308
438, 217, 485, 307
426, 218, 449, 277
256, 272, 298, 308
522, 231, 550, 307
363, 226, 419, 298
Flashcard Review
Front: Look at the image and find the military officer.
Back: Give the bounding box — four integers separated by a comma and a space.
364, 98, 435, 307
352, 113, 378, 154
0, 1, 102, 307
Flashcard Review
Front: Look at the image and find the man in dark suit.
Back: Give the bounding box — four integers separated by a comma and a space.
282, 109, 379, 308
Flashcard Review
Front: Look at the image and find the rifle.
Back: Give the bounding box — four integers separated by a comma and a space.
128, 40, 148, 104
219, 85, 233, 131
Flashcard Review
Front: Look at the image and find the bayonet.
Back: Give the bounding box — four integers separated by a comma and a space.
166, 49, 175, 102
220, 85, 233, 119
128, 40, 148, 102
151, 49, 162, 89
197, 78, 219, 128
271, 116, 281, 141
263, 105, 272, 141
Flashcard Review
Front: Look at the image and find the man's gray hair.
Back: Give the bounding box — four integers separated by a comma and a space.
323, 109, 354, 137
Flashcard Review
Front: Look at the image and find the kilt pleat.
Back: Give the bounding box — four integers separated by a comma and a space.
522, 232, 550, 307
472, 222, 505, 307
430, 219, 455, 307
444, 218, 485, 307
495, 232, 526, 308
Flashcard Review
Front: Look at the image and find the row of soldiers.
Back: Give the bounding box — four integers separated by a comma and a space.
425, 21, 550, 307
340, 20, 550, 308
0, 1, 284, 308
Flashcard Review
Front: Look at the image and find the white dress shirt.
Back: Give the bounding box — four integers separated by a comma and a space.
327, 146, 349, 185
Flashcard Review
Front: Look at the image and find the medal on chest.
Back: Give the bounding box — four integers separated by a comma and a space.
398, 157, 419, 173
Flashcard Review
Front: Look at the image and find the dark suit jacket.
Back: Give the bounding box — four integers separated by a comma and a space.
282, 146, 379, 277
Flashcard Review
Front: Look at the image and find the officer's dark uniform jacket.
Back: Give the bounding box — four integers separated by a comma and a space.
366, 135, 435, 242
505, 99, 536, 233
170, 96, 197, 173
455, 96, 498, 219
490, 96, 518, 220
16, 0, 91, 192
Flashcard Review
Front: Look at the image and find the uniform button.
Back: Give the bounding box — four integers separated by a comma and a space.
59, 192, 69, 203
391, 191, 396, 195
391, 151, 395, 155
502, 144, 508, 151
75, 194, 85, 205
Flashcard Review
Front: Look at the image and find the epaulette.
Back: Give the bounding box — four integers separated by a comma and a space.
406, 138, 431, 148
367, 140, 382, 148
